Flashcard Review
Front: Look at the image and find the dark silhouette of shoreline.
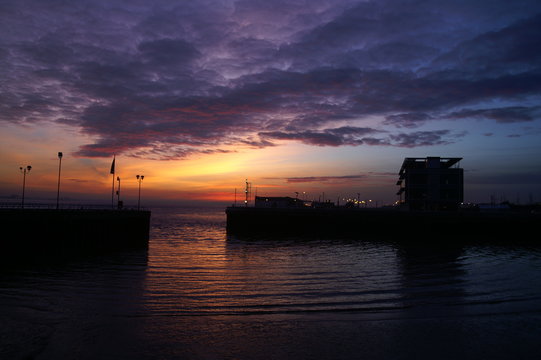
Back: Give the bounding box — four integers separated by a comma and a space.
225, 206, 539, 244
0, 208, 150, 268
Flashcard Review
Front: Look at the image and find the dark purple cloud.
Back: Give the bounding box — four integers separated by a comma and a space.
266, 171, 397, 184
259, 126, 381, 146
0, 0, 540, 159
280, 175, 366, 184
390, 130, 466, 148
448, 106, 540, 123
384, 113, 433, 128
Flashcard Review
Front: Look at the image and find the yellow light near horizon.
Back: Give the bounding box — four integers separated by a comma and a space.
0, 121, 385, 203
151, 144, 305, 183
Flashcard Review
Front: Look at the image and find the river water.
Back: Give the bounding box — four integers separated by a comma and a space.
1, 207, 541, 359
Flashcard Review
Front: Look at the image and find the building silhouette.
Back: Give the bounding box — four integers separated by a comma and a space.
396, 157, 463, 211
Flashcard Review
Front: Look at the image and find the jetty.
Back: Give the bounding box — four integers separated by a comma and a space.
225, 206, 539, 241
225, 157, 540, 242
1, 208, 150, 266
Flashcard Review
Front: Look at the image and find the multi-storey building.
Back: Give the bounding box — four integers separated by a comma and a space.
396, 157, 463, 211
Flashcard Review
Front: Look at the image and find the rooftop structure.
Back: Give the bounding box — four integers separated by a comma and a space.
254, 196, 305, 208
396, 157, 463, 211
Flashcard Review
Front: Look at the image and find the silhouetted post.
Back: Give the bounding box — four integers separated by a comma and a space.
20, 165, 32, 209
136, 175, 144, 210
110, 155, 116, 209
116, 176, 121, 209
56, 152, 63, 209
244, 179, 251, 207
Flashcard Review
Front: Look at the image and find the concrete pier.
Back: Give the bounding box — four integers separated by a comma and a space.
1, 208, 150, 266
225, 206, 539, 243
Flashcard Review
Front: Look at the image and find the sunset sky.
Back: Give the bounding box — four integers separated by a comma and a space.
1, 0, 540, 206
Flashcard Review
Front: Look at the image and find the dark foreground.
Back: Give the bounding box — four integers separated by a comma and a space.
1, 207, 540, 359
0, 208, 150, 267
226, 206, 540, 242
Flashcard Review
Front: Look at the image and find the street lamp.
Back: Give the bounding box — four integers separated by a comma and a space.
19, 165, 32, 209
136, 175, 144, 210
56, 152, 63, 209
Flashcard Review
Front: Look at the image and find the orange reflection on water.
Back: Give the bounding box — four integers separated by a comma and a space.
142, 209, 403, 317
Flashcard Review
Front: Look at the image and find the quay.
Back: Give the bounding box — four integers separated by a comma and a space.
1, 208, 151, 266
225, 206, 539, 242
226, 157, 540, 242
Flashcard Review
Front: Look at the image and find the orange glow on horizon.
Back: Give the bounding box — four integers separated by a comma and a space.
0, 122, 400, 206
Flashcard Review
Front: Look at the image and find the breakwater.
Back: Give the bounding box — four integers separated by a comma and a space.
1, 208, 150, 266
226, 206, 539, 242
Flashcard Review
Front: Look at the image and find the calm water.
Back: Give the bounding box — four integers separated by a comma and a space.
1, 207, 541, 359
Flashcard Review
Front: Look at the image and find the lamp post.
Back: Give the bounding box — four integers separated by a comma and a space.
20, 165, 32, 209
136, 175, 144, 210
56, 152, 63, 209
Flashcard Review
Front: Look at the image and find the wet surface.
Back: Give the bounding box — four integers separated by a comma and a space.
1, 207, 541, 359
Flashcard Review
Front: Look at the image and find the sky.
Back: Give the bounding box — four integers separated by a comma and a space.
1, 0, 541, 207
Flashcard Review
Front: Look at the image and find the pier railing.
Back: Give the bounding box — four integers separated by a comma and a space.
0, 202, 148, 211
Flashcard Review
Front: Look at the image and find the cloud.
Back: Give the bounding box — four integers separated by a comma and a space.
266, 175, 367, 184
259, 126, 381, 146
127, 145, 235, 161
260, 127, 465, 148
138, 38, 200, 66
448, 106, 539, 123
384, 112, 433, 128
428, 13, 541, 76
1, 0, 540, 159
287, 175, 366, 183
266, 171, 397, 184
389, 130, 466, 148
67, 179, 90, 183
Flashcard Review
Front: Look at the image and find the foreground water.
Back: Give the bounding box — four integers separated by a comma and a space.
1, 207, 541, 359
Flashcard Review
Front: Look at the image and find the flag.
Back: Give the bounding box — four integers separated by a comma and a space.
110, 156, 115, 174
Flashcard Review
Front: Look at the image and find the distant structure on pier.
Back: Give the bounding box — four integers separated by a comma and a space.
396, 157, 463, 211
255, 196, 304, 208
254, 196, 336, 209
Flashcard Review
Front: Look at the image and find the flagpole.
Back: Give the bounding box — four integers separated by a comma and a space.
110, 155, 115, 209
111, 171, 115, 209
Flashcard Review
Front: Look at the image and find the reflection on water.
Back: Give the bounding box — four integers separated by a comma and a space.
146, 207, 404, 315
397, 244, 467, 315
0, 250, 149, 359
147, 233, 403, 315
1, 207, 541, 359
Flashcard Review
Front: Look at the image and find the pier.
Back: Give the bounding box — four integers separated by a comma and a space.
1, 208, 151, 266
226, 156, 540, 243
225, 206, 539, 242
